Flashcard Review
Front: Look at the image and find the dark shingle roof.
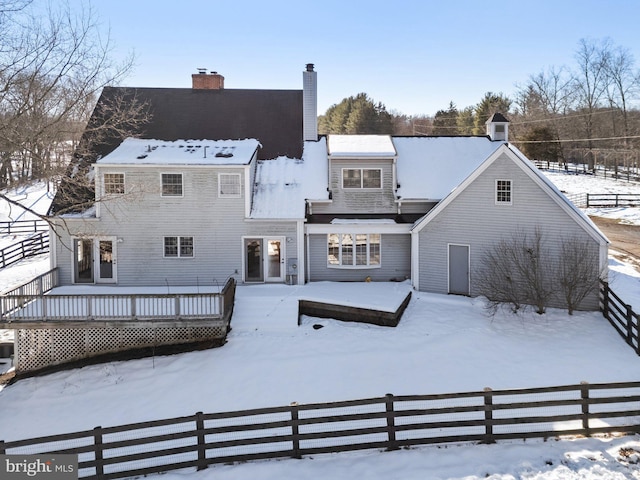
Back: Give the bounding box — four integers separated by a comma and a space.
91, 86, 303, 160
487, 112, 510, 123
50, 86, 303, 214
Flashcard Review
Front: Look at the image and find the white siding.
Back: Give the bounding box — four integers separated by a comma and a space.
417, 153, 602, 310
312, 159, 397, 215
54, 164, 299, 286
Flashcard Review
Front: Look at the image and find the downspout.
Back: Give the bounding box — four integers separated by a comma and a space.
297, 219, 305, 285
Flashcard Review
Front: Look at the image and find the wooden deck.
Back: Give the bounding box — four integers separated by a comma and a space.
0, 269, 236, 329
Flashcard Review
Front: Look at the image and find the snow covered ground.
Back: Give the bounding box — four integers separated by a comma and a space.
0, 172, 640, 479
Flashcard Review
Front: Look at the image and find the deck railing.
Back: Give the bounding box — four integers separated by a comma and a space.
0, 276, 236, 325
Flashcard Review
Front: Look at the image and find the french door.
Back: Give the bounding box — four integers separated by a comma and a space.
73, 237, 117, 284
244, 237, 284, 282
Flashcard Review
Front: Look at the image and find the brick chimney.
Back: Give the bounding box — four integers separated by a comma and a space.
192, 69, 224, 90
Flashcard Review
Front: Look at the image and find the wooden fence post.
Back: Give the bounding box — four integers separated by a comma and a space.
586, 193, 590, 208
483, 388, 495, 444
93, 426, 104, 479
290, 402, 301, 459
0, 440, 5, 454
626, 304, 634, 346
601, 282, 609, 318
385, 393, 398, 451
580, 382, 590, 436
195, 411, 207, 471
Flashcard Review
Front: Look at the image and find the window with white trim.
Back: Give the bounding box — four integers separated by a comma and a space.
164, 236, 194, 257
496, 179, 512, 204
218, 173, 241, 197
328, 233, 380, 267
342, 168, 382, 189
162, 173, 183, 196
104, 173, 124, 194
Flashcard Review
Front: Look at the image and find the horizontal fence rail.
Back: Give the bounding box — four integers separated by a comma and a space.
585, 193, 640, 208
600, 280, 640, 355
1, 381, 639, 480
0, 231, 49, 269
534, 161, 640, 182
0, 219, 48, 235
0, 277, 236, 324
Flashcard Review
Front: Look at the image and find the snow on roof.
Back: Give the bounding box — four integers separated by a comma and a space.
250, 139, 328, 219
327, 135, 396, 157
96, 138, 260, 166
393, 137, 503, 200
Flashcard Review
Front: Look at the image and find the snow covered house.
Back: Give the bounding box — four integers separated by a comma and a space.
46, 64, 608, 304
2, 65, 609, 372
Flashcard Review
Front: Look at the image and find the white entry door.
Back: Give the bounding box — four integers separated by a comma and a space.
96, 238, 117, 283
265, 238, 284, 282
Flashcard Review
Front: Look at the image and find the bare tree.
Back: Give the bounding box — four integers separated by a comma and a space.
603, 45, 640, 149
0, 0, 136, 188
557, 237, 604, 315
572, 38, 612, 170
0, 0, 151, 223
478, 228, 556, 315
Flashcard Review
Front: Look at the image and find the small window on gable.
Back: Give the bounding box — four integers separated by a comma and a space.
162, 173, 183, 197
342, 168, 382, 189
496, 179, 512, 204
219, 173, 241, 197
104, 173, 124, 194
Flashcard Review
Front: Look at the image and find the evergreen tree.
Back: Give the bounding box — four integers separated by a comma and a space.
456, 106, 475, 135
521, 126, 562, 163
318, 93, 394, 134
432, 101, 459, 135
473, 92, 512, 135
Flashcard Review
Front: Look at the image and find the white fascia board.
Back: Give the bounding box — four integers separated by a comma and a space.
305, 223, 411, 234
410, 230, 419, 289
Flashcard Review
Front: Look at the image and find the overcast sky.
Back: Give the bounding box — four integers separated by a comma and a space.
79, 0, 640, 116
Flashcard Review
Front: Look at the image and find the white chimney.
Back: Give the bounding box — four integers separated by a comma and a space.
303, 63, 318, 142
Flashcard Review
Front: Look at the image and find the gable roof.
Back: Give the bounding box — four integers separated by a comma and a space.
411, 143, 609, 246
91, 86, 303, 161
50, 86, 303, 214
393, 136, 504, 200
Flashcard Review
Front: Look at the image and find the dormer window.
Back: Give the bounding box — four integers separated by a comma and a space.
342, 168, 382, 189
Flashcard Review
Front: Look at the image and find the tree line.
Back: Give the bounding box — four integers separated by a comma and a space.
320, 38, 640, 171
1, 0, 639, 194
